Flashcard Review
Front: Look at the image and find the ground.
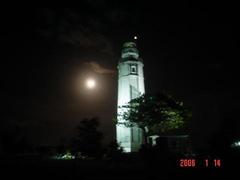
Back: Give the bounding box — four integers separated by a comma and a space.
1, 153, 238, 179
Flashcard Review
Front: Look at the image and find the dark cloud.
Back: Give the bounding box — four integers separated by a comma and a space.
86, 61, 115, 74
61, 29, 114, 55
36, 8, 114, 56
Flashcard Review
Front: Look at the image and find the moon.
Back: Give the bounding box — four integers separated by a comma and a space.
86, 78, 96, 89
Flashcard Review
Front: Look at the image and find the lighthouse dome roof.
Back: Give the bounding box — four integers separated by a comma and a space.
121, 41, 139, 59
123, 42, 137, 48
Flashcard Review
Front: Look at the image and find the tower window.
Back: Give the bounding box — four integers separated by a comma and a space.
130, 64, 138, 74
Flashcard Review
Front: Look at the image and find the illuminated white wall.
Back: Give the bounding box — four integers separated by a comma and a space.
116, 42, 145, 152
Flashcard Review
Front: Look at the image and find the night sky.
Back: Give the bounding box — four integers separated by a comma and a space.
2, 3, 240, 149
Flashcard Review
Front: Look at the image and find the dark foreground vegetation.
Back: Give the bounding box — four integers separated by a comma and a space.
1, 116, 239, 179
1, 148, 239, 179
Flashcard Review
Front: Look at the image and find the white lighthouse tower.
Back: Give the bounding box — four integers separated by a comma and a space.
116, 41, 145, 152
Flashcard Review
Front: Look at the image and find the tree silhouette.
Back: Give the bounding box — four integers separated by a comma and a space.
72, 117, 103, 157
208, 116, 238, 155
105, 140, 123, 160
1, 126, 31, 154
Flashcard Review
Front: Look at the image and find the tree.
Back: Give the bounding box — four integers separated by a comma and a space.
72, 117, 103, 157
104, 140, 123, 161
1, 126, 32, 154
119, 93, 191, 142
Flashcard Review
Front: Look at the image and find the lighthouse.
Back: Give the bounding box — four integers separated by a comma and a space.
116, 41, 145, 152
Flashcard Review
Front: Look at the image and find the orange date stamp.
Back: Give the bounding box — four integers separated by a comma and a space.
178, 159, 221, 168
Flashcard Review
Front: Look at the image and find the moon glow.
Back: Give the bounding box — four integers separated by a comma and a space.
86, 78, 96, 89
